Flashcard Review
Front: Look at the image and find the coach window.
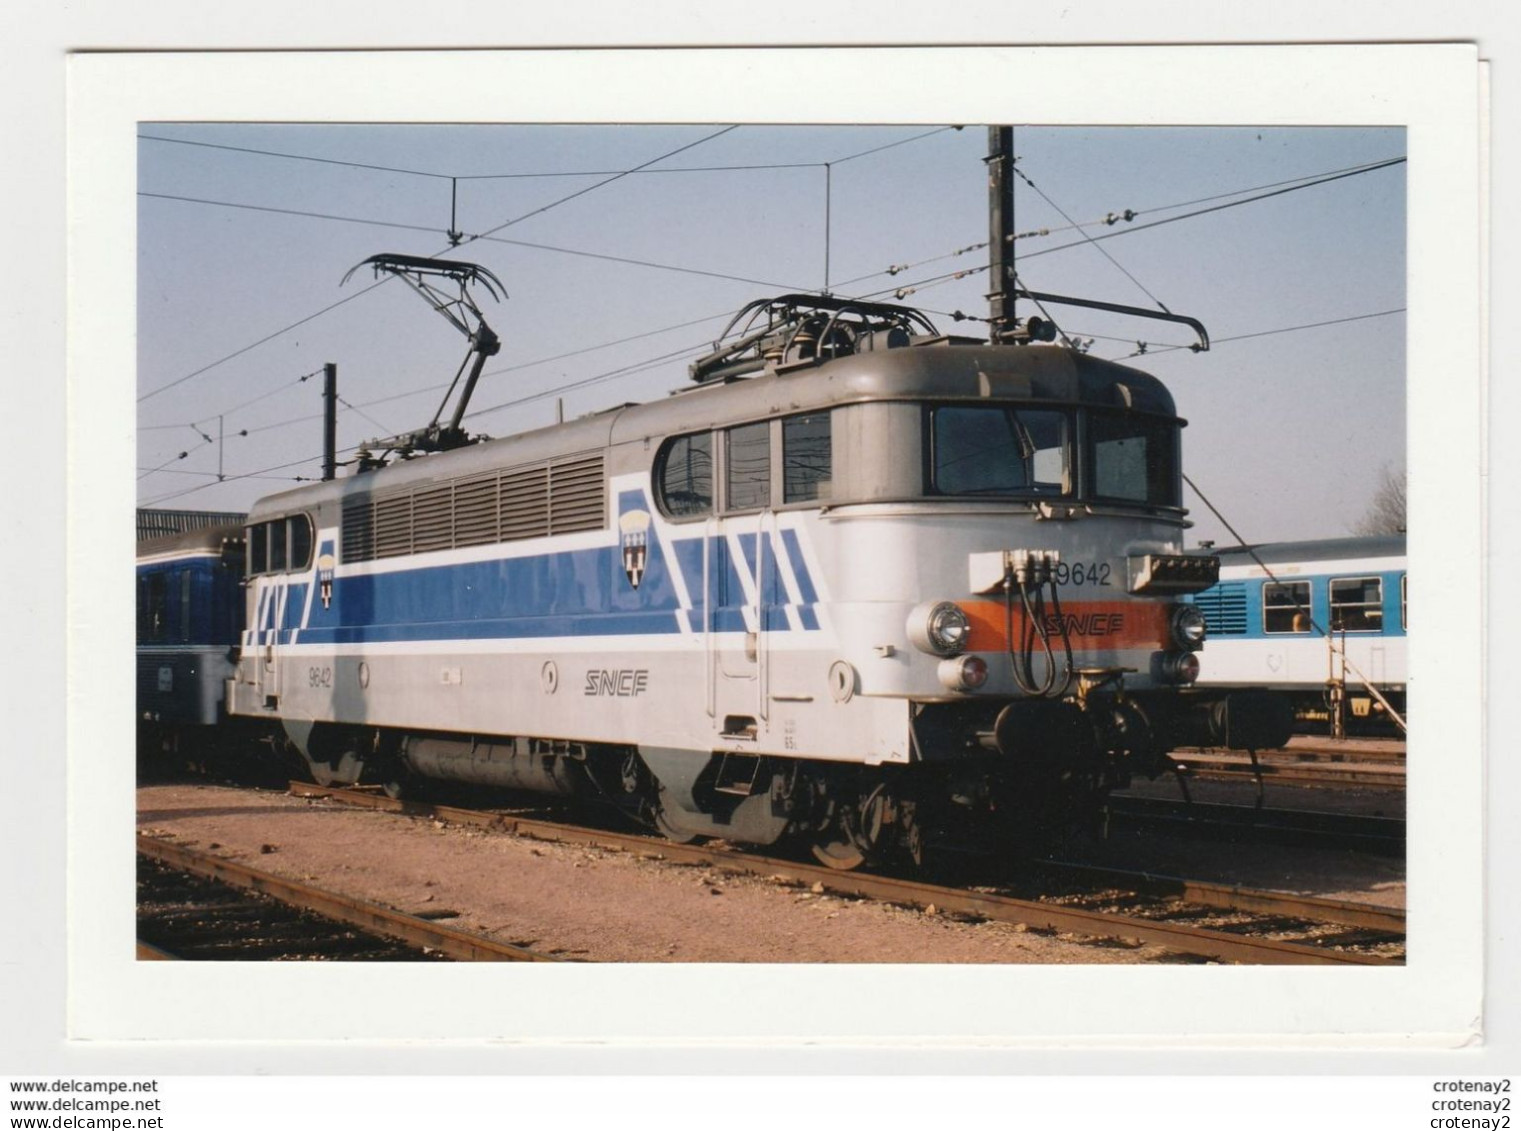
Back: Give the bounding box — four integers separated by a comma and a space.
1401, 575, 1407, 631
140, 574, 168, 643
930, 405, 1068, 496
656, 431, 714, 519
1263, 581, 1312, 634
725, 421, 771, 512
179, 568, 194, 643
1330, 576, 1383, 632
782, 411, 832, 504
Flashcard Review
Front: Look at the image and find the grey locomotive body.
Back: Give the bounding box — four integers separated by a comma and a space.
226, 305, 1284, 867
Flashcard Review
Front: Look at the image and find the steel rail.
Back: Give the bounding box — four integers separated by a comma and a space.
137, 834, 561, 963
1103, 795, 1405, 857
1036, 860, 1405, 933
1169, 752, 1405, 788
289, 783, 1399, 966
1271, 741, 1406, 765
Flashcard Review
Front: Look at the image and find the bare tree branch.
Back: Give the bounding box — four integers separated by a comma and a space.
1353, 464, 1406, 535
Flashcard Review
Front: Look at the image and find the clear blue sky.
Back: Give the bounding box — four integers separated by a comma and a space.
136, 123, 1405, 545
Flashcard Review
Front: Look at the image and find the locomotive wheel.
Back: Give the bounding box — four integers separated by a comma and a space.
810, 838, 868, 871
653, 807, 702, 845
381, 773, 411, 801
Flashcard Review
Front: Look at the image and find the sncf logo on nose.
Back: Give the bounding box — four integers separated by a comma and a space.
1043, 612, 1125, 636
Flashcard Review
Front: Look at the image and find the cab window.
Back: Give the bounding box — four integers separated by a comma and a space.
782, 412, 832, 504
247, 514, 314, 575
1088, 410, 1180, 506
655, 432, 714, 519
725, 421, 771, 512
930, 405, 1069, 496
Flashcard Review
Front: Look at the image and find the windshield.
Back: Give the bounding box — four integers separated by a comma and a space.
931, 405, 1069, 496
1087, 410, 1180, 506
927, 404, 1180, 507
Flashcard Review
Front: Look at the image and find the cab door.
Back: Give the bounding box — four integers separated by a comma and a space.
709, 421, 775, 737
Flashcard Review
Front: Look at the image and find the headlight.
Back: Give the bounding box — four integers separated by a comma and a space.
938, 654, 989, 692
907, 601, 971, 656
1159, 651, 1201, 684
1171, 604, 1208, 651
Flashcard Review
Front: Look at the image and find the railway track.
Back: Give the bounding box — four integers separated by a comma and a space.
137, 834, 560, 961
287, 782, 1403, 966
1103, 795, 1405, 855
1168, 739, 1405, 790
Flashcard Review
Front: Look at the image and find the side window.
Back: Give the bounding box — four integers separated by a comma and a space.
247, 514, 314, 575
141, 573, 168, 643
179, 568, 193, 643
1401, 574, 1407, 631
249, 523, 267, 576
656, 432, 714, 519
287, 515, 313, 571
1330, 576, 1383, 632
269, 519, 288, 572
1263, 580, 1312, 634
725, 421, 771, 512
782, 411, 832, 504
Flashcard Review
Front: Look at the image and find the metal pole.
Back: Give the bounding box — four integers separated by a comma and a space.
322, 362, 337, 481
986, 126, 1016, 343
824, 163, 832, 295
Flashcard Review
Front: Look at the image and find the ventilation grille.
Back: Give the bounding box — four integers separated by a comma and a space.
341, 454, 605, 563
1194, 581, 1249, 636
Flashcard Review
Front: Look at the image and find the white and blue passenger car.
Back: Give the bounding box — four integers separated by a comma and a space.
1188, 536, 1407, 732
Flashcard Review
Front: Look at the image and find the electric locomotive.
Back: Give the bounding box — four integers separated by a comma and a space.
224, 280, 1289, 868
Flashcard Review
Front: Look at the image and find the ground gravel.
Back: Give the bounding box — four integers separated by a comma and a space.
136, 782, 1402, 962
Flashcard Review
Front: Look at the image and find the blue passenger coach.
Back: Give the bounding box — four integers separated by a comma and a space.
136, 523, 247, 763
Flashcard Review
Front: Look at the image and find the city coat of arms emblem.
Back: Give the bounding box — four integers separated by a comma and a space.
619, 509, 652, 589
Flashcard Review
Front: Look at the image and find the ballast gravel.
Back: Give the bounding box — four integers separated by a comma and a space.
136, 782, 1402, 963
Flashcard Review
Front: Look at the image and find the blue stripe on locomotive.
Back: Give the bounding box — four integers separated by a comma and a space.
280, 514, 821, 646
1189, 567, 1406, 640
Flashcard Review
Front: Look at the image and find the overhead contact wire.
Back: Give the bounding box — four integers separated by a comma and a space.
138, 127, 745, 406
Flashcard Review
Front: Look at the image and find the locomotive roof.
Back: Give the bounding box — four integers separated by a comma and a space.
247, 340, 1175, 518
1197, 534, 1406, 565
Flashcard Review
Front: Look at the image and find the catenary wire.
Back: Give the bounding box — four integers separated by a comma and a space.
137, 126, 745, 406
137, 125, 959, 421
1100, 307, 1405, 361
186, 307, 742, 443
843, 156, 1405, 299
137, 191, 805, 291
1009, 160, 1171, 312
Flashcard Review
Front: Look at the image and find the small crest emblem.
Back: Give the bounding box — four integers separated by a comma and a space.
619, 509, 652, 590
316, 551, 336, 609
